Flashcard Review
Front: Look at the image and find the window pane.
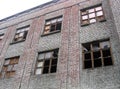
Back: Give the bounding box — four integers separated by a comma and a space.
45, 52, 53, 59
84, 60, 92, 69
89, 13, 95, 18
93, 51, 101, 59
83, 44, 91, 52
84, 53, 91, 60
56, 22, 62, 30
7, 65, 13, 71
96, 11, 103, 16
45, 25, 50, 30
100, 41, 110, 49
50, 66, 57, 73
94, 59, 102, 67
44, 60, 50, 66
104, 57, 113, 66
88, 9, 95, 13
35, 68, 42, 75
102, 49, 111, 57
4, 60, 10, 65
50, 24, 56, 32
51, 59, 57, 65
82, 15, 88, 20
38, 54, 44, 60
51, 19, 57, 23
81, 11, 87, 15
46, 21, 51, 25
92, 42, 100, 51
95, 6, 102, 11
37, 61, 43, 67
57, 18, 62, 22
3, 66, 8, 72
90, 19, 96, 23
82, 20, 89, 25
43, 67, 49, 74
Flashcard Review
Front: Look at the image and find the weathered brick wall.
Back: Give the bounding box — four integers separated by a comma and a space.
0, 0, 120, 89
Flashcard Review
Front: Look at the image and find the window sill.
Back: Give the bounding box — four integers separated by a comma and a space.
41, 30, 61, 37
10, 39, 25, 45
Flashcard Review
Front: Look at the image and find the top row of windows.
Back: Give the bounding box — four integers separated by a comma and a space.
0, 4, 105, 43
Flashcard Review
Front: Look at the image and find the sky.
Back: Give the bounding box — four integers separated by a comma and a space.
0, 0, 52, 20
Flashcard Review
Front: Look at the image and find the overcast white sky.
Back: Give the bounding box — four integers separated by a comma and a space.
0, 0, 52, 20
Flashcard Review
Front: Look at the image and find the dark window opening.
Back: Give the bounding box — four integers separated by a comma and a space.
82, 40, 113, 69
84, 60, 92, 69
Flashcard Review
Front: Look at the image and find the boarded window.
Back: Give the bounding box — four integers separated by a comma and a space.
0, 57, 19, 78
81, 5, 105, 26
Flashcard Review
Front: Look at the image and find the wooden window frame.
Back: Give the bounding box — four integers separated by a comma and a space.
0, 56, 19, 78
43, 16, 63, 35
80, 4, 106, 26
82, 40, 113, 69
35, 49, 59, 75
12, 25, 30, 43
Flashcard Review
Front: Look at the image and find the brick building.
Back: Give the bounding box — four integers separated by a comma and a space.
0, 0, 120, 89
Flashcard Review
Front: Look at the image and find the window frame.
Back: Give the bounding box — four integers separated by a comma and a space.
82, 39, 114, 69
12, 25, 30, 43
0, 56, 19, 78
42, 16, 63, 36
35, 49, 59, 75
80, 4, 106, 26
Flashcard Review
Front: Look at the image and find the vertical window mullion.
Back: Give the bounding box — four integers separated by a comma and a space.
100, 42, 104, 66
91, 44, 94, 69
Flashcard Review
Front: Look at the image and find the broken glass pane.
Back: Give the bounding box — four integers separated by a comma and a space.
35, 68, 42, 75
88, 9, 95, 13
38, 53, 44, 60
90, 19, 96, 23
96, 11, 103, 16
89, 13, 95, 18
45, 52, 53, 59
82, 15, 88, 20
95, 6, 102, 11
100, 41, 110, 49
37, 61, 43, 67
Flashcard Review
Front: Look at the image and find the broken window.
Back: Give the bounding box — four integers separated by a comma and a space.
82, 40, 113, 69
81, 5, 105, 26
0, 56, 19, 78
43, 16, 62, 34
35, 49, 59, 75
0, 34, 4, 40
13, 25, 30, 42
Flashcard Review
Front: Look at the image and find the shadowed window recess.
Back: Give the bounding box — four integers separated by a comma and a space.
82, 40, 113, 69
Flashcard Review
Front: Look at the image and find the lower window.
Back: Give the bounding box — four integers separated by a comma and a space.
35, 49, 59, 75
0, 56, 19, 78
82, 40, 113, 69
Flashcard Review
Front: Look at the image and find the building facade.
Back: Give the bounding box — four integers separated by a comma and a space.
0, 0, 120, 89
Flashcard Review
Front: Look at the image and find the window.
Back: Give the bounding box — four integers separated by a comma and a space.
81, 5, 105, 26
0, 57, 19, 78
43, 16, 62, 35
0, 34, 4, 40
82, 40, 113, 69
13, 26, 30, 42
35, 49, 59, 75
